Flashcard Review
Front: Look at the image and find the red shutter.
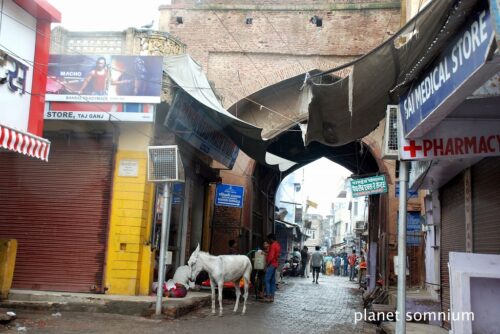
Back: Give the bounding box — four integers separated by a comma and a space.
0, 135, 114, 292
440, 173, 465, 330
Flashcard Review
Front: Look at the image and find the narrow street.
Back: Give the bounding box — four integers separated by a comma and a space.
3, 275, 376, 334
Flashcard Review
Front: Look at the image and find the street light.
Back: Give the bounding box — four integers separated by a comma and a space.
147, 145, 184, 316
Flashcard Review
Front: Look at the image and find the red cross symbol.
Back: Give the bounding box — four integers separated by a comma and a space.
403, 140, 422, 158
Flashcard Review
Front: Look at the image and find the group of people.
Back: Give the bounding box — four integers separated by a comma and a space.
316, 250, 366, 281
165, 238, 367, 303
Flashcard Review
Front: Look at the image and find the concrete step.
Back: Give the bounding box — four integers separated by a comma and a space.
1, 290, 211, 319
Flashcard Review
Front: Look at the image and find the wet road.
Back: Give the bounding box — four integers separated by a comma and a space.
2, 274, 376, 334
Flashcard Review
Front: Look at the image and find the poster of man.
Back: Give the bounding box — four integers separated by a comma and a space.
46, 54, 163, 103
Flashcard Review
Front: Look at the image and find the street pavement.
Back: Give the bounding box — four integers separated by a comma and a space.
1, 274, 376, 334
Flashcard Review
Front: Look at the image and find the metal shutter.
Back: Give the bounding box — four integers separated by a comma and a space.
472, 157, 500, 254
0, 135, 114, 292
440, 173, 465, 330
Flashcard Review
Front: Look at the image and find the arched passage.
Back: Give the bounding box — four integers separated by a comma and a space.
240, 125, 391, 291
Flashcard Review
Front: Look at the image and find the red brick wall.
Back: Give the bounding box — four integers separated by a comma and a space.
159, 1, 400, 107
159, 1, 401, 257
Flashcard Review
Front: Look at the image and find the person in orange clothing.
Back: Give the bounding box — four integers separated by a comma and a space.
264, 233, 281, 303
358, 255, 367, 284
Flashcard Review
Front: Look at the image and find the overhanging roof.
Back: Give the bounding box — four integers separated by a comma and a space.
14, 0, 61, 22
164, 1, 479, 171
305, 0, 482, 146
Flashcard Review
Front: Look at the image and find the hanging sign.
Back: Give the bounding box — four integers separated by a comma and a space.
350, 175, 387, 197
215, 184, 245, 208
399, 7, 495, 138
399, 119, 500, 160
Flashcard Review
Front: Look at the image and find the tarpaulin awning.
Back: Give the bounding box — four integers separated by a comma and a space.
164, 1, 480, 170
0, 123, 50, 161
305, 0, 482, 146
163, 54, 296, 171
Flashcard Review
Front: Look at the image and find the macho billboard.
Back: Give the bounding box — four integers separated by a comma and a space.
46, 55, 163, 103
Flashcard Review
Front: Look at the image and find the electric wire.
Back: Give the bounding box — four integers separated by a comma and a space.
0, 7, 312, 137
211, 10, 307, 130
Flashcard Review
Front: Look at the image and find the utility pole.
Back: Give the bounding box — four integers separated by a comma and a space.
396, 161, 409, 334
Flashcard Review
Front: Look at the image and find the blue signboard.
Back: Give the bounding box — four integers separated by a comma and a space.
172, 183, 184, 205
395, 183, 419, 198
396, 212, 422, 246
400, 7, 494, 136
406, 212, 422, 246
215, 184, 245, 208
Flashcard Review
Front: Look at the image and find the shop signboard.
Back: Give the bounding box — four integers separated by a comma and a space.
399, 7, 495, 138
46, 55, 163, 103
399, 119, 500, 160
44, 102, 154, 122
215, 184, 244, 208
165, 92, 239, 169
350, 175, 387, 197
0, 48, 32, 131
172, 183, 184, 205
395, 183, 419, 198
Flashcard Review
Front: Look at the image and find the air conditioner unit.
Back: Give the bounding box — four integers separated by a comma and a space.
147, 145, 185, 183
355, 221, 366, 230
381, 105, 400, 160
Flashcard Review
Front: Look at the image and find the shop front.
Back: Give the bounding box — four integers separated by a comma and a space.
397, 1, 500, 331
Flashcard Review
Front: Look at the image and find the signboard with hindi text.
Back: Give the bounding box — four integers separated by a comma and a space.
350, 175, 388, 197
215, 184, 245, 208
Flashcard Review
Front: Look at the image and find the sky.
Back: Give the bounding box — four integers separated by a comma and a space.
276, 158, 351, 220
48, 0, 165, 31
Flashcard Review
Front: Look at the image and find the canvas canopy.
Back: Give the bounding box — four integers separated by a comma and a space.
163, 0, 480, 170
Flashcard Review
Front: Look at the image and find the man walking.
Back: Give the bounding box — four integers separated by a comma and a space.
311, 246, 323, 284
343, 253, 349, 277
300, 246, 309, 278
334, 254, 341, 276
264, 233, 281, 302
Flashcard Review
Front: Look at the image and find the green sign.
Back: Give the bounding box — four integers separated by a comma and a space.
350, 175, 387, 197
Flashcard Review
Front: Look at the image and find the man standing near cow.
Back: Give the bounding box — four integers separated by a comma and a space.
264, 233, 281, 303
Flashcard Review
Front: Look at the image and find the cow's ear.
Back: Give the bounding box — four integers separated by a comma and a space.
195, 243, 200, 253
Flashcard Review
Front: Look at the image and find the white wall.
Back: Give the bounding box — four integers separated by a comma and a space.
424, 191, 440, 299
0, 0, 36, 131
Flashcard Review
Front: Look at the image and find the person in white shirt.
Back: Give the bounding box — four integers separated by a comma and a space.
311, 246, 324, 284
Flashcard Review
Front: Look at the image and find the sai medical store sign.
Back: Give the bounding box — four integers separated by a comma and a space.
399, 6, 495, 138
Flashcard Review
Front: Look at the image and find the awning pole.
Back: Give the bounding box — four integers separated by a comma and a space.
396, 161, 409, 334
155, 183, 172, 316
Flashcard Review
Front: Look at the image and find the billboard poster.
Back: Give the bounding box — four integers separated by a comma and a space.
46, 55, 163, 103
44, 102, 154, 122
